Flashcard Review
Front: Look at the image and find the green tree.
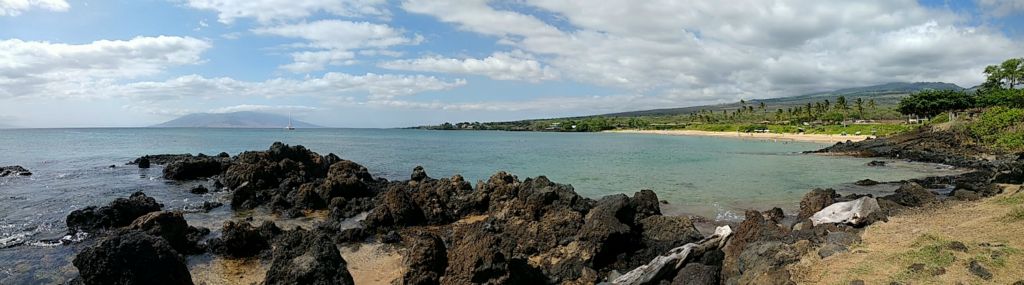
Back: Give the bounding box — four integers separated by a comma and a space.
897, 89, 975, 118
984, 58, 1024, 90
836, 96, 848, 112
855, 98, 865, 119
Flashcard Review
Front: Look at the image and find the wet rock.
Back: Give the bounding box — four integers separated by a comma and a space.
137, 157, 151, 168
327, 197, 375, 221
72, 230, 193, 285
798, 188, 839, 221
162, 157, 227, 180
0, 165, 31, 177
403, 233, 448, 285
127, 211, 208, 254
189, 185, 209, 194
968, 260, 992, 280
867, 160, 887, 167
411, 165, 429, 182
883, 182, 936, 207
855, 179, 880, 186
669, 263, 719, 285
200, 201, 223, 212
264, 229, 354, 285
208, 221, 280, 258
66, 192, 163, 233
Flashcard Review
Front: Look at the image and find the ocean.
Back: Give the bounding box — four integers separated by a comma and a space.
0, 128, 960, 283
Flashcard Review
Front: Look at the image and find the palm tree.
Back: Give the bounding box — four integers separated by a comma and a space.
855, 98, 865, 119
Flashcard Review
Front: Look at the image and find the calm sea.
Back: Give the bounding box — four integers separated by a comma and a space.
0, 128, 960, 283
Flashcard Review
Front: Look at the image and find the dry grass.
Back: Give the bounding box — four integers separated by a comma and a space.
789, 185, 1024, 284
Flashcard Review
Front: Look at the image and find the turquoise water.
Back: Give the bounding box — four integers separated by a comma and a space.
0, 128, 961, 283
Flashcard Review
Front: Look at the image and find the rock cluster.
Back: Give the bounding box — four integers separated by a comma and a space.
0, 165, 31, 176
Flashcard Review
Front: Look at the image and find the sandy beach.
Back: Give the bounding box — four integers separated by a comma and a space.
606, 129, 872, 143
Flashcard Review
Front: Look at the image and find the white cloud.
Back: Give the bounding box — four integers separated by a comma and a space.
0, 36, 211, 99
253, 20, 423, 72
977, 0, 1024, 17
0, 0, 68, 16
185, 0, 388, 24
401, 0, 1022, 103
380, 51, 559, 82
107, 73, 466, 101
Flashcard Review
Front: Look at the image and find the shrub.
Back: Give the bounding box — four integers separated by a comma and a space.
966, 107, 1024, 151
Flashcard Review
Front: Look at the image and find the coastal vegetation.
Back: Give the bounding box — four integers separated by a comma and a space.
426, 59, 1024, 143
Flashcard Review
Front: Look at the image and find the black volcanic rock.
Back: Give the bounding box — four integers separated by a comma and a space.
0, 165, 31, 177
66, 192, 163, 233
72, 230, 193, 285
264, 229, 354, 285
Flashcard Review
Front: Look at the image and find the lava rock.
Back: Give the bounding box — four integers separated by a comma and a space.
798, 188, 839, 221
137, 157, 151, 168
670, 263, 719, 285
883, 182, 936, 207
72, 230, 193, 285
0, 165, 31, 177
163, 157, 227, 180
264, 229, 354, 285
189, 185, 209, 195
969, 260, 992, 280
854, 179, 881, 186
66, 192, 163, 233
867, 160, 887, 167
127, 211, 208, 254
403, 233, 448, 285
208, 221, 280, 258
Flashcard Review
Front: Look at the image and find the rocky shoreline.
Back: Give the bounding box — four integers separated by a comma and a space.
63, 127, 1023, 284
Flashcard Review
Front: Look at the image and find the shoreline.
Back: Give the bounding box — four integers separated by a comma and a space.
606, 129, 873, 144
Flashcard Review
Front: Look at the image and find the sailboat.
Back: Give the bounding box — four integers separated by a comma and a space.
285, 113, 295, 130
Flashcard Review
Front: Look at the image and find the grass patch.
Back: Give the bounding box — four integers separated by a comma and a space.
897, 234, 957, 269
1002, 206, 1024, 222
995, 193, 1024, 205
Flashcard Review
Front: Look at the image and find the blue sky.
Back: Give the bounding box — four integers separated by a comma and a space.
0, 0, 1022, 127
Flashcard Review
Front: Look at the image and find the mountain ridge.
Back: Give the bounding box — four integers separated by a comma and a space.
151, 111, 323, 128
600, 82, 962, 118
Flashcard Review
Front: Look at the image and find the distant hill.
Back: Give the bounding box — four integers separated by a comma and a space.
603, 82, 963, 117
151, 111, 323, 128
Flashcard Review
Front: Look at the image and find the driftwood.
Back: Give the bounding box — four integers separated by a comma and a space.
809, 196, 880, 226
612, 225, 733, 285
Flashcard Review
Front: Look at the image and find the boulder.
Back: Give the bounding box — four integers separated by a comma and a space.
403, 233, 448, 285
66, 192, 163, 233
127, 211, 208, 254
264, 229, 354, 285
670, 263, 720, 285
638, 215, 704, 258
137, 157, 151, 168
0, 165, 31, 177
189, 185, 209, 194
72, 230, 193, 285
577, 194, 639, 268
208, 221, 280, 258
809, 197, 881, 226
365, 186, 424, 229
854, 179, 880, 186
162, 157, 227, 180
883, 182, 936, 207
798, 188, 839, 221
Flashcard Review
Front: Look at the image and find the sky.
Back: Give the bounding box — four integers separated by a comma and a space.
1, 0, 1023, 128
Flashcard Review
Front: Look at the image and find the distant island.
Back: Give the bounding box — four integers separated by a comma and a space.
151, 111, 323, 128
